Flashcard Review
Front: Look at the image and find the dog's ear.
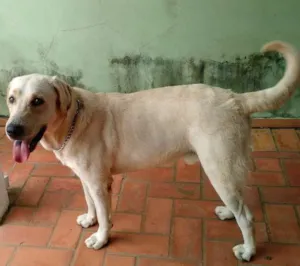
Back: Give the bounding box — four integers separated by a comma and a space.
50, 76, 72, 114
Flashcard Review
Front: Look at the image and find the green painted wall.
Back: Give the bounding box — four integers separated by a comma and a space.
0, 0, 300, 117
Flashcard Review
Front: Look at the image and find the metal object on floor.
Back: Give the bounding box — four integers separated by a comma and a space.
0, 167, 9, 222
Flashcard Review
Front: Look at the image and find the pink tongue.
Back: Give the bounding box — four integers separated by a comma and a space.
13, 141, 30, 163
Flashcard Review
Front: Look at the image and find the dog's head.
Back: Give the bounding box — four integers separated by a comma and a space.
5, 73, 72, 163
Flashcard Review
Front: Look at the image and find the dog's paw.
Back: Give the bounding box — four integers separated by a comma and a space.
233, 244, 255, 261
85, 231, 109, 249
76, 213, 97, 228
215, 206, 234, 220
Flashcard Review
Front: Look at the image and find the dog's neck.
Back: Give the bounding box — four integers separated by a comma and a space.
41, 96, 81, 152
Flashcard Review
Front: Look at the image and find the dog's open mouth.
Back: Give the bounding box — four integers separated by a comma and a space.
12, 126, 47, 163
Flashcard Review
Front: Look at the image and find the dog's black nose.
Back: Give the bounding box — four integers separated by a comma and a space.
6, 124, 25, 138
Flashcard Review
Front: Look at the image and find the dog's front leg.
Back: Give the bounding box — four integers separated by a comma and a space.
83, 172, 111, 250
76, 180, 97, 228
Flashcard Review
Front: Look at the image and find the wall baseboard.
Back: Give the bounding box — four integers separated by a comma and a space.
252, 119, 300, 128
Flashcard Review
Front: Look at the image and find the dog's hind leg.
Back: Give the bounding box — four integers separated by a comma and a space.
192, 133, 255, 261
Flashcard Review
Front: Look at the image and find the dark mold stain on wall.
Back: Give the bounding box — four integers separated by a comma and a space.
0, 45, 88, 116
36, 46, 87, 89
109, 51, 300, 117
0, 45, 87, 102
110, 55, 205, 93
110, 52, 285, 94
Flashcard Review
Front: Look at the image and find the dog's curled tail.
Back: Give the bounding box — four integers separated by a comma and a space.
239, 41, 300, 114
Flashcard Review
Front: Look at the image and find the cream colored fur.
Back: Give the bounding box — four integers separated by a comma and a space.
5, 41, 300, 261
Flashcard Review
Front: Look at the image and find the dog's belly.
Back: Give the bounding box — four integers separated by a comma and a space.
111, 151, 199, 175
111, 153, 180, 174
111, 137, 193, 174
111, 110, 195, 174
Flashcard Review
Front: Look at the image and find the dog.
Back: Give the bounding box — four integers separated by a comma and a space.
5, 41, 300, 261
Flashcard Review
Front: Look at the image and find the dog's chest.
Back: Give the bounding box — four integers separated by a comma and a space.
53, 151, 76, 169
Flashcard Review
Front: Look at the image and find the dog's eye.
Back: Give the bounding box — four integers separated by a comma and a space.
31, 98, 44, 107
8, 96, 15, 104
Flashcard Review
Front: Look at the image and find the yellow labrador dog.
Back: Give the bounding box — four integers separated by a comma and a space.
5, 41, 300, 261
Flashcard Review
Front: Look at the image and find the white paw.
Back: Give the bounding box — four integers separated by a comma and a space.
215, 206, 234, 220
233, 244, 255, 261
183, 153, 199, 165
85, 231, 109, 249
76, 213, 97, 228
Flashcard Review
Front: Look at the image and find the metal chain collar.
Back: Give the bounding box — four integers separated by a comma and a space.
54, 99, 82, 152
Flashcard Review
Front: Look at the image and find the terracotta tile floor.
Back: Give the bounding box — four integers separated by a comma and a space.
1, 122, 300, 265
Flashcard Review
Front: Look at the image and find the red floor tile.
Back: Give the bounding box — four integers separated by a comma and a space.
112, 174, 124, 195
252, 150, 300, 158
138, 258, 197, 266
10, 247, 73, 266
254, 158, 281, 172
0, 246, 15, 265
49, 210, 82, 248
247, 171, 285, 186
244, 186, 264, 222
27, 150, 58, 163
202, 177, 219, 200
0, 152, 13, 164
73, 232, 106, 266
282, 159, 300, 186
174, 200, 220, 218
176, 158, 201, 183
202, 184, 264, 221
47, 177, 81, 192
9, 163, 34, 188
0, 117, 7, 126
31, 205, 60, 226
171, 217, 202, 260
112, 213, 142, 232
0, 224, 52, 246
111, 195, 118, 211
149, 182, 200, 199
1, 125, 300, 266
127, 168, 174, 182
5, 206, 34, 224
39, 190, 71, 209
32, 163, 74, 176
265, 204, 300, 243
117, 179, 147, 213
1, 160, 15, 175
251, 129, 276, 151
273, 129, 300, 151
143, 198, 172, 234
241, 243, 300, 265
261, 187, 300, 204
205, 241, 238, 266
0, 137, 13, 152
205, 220, 268, 243
0, 127, 5, 138
108, 233, 169, 256
104, 255, 135, 266
67, 192, 86, 210
16, 176, 49, 206
297, 206, 300, 219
